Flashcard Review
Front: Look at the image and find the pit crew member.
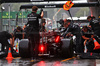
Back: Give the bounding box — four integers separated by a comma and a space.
0, 31, 15, 53
23, 6, 43, 60
62, 20, 83, 53
81, 26, 94, 52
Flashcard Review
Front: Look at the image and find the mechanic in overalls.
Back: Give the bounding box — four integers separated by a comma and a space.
24, 6, 43, 60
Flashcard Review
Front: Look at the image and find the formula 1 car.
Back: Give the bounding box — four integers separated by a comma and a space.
19, 30, 74, 58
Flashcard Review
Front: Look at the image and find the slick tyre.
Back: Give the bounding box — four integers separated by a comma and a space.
19, 39, 30, 58
61, 39, 74, 58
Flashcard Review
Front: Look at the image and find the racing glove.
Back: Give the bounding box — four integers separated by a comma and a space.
40, 8, 43, 15
89, 38, 93, 41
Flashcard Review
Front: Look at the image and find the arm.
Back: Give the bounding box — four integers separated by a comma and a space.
39, 8, 44, 18
44, 29, 47, 32
84, 40, 87, 46
9, 33, 15, 47
10, 37, 14, 47
87, 25, 91, 28
22, 33, 24, 39
82, 35, 90, 40
41, 11, 43, 18
23, 25, 26, 30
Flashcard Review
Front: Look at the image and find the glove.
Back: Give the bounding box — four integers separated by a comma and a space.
86, 41, 89, 45
89, 38, 93, 41
40, 8, 43, 12
40, 8, 43, 15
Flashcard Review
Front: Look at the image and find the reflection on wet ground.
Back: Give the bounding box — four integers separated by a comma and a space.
0, 56, 97, 66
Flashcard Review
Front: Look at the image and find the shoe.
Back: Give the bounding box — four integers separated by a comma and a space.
0, 51, 5, 55
31, 58, 39, 62
33, 58, 37, 61
31, 57, 40, 61
30, 57, 34, 62
12, 50, 17, 53
74, 52, 82, 55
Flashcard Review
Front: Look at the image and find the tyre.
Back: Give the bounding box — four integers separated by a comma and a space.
61, 38, 74, 58
19, 39, 30, 58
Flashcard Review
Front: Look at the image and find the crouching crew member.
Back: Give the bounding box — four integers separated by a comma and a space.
81, 26, 94, 52
23, 6, 43, 60
0, 31, 15, 53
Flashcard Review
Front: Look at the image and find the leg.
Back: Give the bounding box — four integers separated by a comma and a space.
10, 37, 15, 47
87, 41, 94, 52
84, 40, 87, 53
29, 33, 40, 59
28, 34, 35, 58
34, 34, 39, 59
84, 40, 87, 46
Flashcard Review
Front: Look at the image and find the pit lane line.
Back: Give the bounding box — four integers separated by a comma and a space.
13, 57, 38, 62
13, 57, 21, 59
12, 56, 100, 66
13, 56, 76, 62
61, 57, 76, 62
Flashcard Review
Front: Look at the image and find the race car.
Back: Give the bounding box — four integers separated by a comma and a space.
19, 30, 74, 58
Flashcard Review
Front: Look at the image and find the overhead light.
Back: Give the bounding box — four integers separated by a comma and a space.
1, 6, 5, 10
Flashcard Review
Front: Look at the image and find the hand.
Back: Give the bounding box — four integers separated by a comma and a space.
40, 8, 43, 12
89, 38, 93, 41
39, 8, 43, 15
23, 25, 26, 30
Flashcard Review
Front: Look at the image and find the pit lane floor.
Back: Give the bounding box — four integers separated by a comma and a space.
0, 56, 100, 66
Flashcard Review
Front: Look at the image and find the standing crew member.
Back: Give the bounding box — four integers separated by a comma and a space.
24, 6, 43, 60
